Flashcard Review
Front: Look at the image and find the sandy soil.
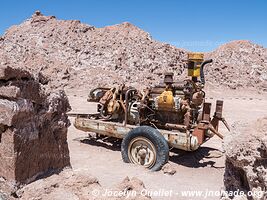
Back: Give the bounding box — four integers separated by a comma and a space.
66, 88, 267, 200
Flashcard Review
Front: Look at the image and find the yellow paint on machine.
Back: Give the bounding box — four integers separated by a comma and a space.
187, 52, 204, 77
188, 68, 201, 77
157, 90, 174, 111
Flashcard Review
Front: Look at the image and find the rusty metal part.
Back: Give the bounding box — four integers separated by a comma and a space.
202, 102, 211, 121
192, 91, 204, 106
88, 87, 110, 102
107, 99, 120, 113
128, 137, 156, 168
165, 123, 187, 131
214, 100, 223, 118
185, 79, 198, 91
164, 72, 174, 84
150, 82, 185, 95
208, 123, 224, 139
119, 99, 126, 113
221, 117, 230, 132
192, 121, 210, 144
141, 88, 150, 103
180, 99, 191, 127
99, 89, 114, 105
98, 86, 128, 120
184, 111, 191, 127
74, 117, 199, 151
124, 88, 137, 126
211, 100, 230, 132
99, 104, 112, 120
192, 126, 205, 144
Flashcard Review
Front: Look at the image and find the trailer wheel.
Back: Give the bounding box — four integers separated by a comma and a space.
121, 126, 169, 171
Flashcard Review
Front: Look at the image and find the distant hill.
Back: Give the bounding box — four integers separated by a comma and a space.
0, 11, 266, 91
206, 40, 267, 90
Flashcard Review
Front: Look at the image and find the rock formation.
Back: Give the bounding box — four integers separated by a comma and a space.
0, 65, 70, 185
0, 12, 266, 92
0, 11, 187, 91
11, 170, 150, 200
223, 117, 267, 200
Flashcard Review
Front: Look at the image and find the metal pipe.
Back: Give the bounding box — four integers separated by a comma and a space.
200, 59, 213, 85
89, 87, 110, 99
165, 123, 187, 131
124, 88, 137, 126
208, 123, 224, 139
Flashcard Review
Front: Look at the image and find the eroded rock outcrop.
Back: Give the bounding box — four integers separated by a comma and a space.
10, 171, 150, 200
0, 65, 71, 185
0, 11, 188, 90
1, 12, 266, 92
223, 117, 267, 200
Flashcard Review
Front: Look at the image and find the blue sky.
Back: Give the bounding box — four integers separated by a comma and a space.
0, 0, 266, 52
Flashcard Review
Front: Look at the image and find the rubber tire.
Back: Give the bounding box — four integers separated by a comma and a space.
121, 126, 169, 171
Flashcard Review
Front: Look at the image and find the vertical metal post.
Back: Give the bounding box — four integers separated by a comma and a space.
124, 89, 136, 126
202, 102, 211, 121
211, 100, 224, 131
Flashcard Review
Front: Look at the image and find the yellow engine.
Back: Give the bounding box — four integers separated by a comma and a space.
153, 72, 182, 112
157, 90, 175, 111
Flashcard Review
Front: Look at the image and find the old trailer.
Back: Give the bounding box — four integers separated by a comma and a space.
72, 53, 229, 171
73, 99, 228, 171
75, 117, 199, 151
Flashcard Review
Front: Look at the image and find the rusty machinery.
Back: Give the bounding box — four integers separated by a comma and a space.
85, 52, 230, 170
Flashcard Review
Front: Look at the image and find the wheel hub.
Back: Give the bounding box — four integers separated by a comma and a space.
128, 137, 156, 168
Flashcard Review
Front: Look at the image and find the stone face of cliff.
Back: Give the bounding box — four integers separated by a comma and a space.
0, 65, 70, 185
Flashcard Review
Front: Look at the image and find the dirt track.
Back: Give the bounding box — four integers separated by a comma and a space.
66, 88, 267, 200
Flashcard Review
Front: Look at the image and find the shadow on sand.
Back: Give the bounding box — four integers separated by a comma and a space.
78, 136, 122, 151
75, 136, 224, 169
170, 147, 224, 168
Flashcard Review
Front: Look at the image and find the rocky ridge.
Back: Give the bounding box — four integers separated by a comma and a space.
0, 11, 266, 91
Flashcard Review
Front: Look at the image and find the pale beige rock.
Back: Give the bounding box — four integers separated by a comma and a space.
162, 163, 176, 175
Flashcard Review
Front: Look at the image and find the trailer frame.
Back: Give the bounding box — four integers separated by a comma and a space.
74, 116, 200, 151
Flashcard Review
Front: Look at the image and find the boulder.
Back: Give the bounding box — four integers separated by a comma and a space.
0, 65, 71, 185
223, 117, 267, 200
